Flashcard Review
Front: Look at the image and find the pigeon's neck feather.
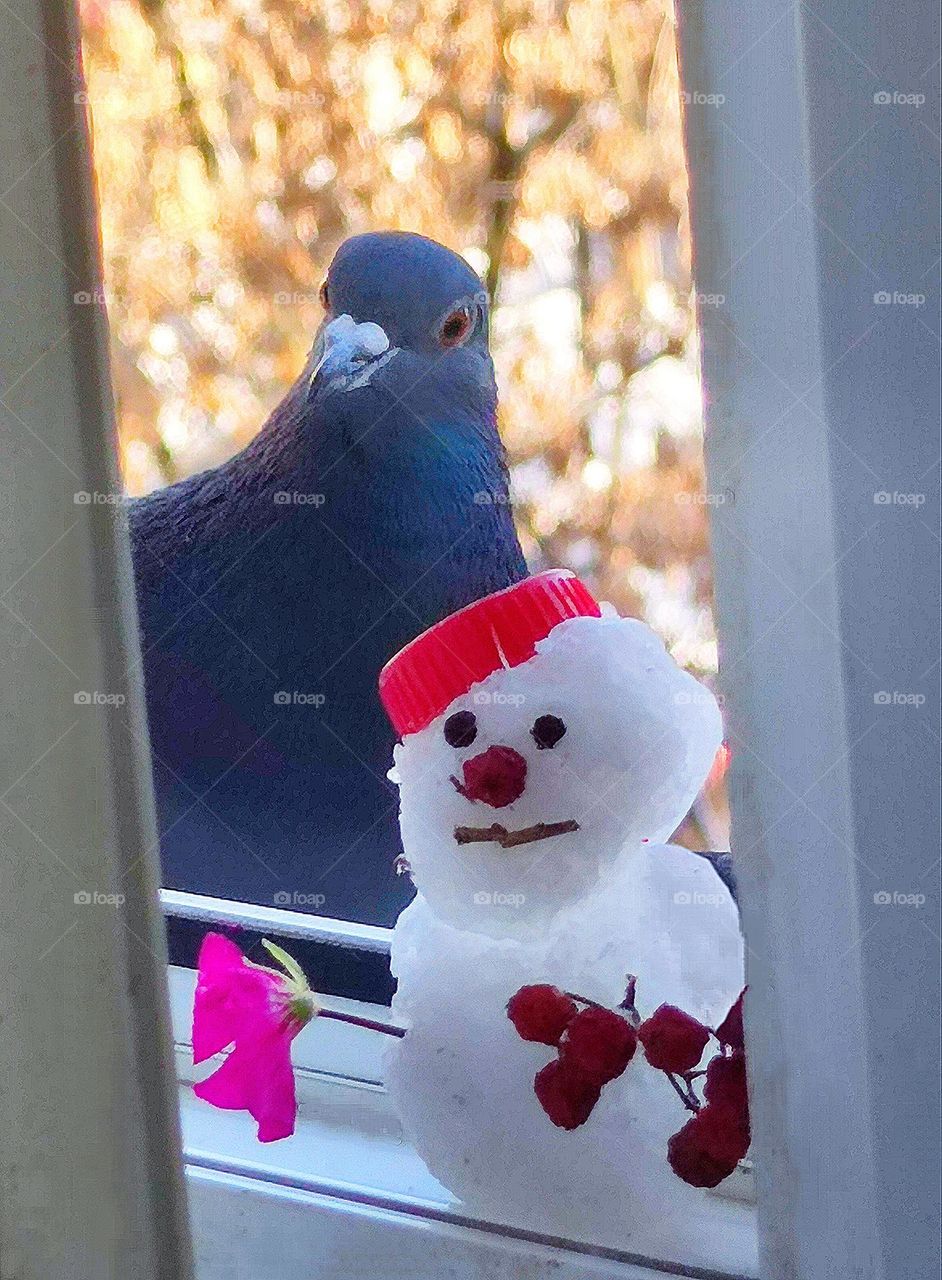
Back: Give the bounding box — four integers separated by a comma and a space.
129, 373, 526, 654
240, 377, 509, 507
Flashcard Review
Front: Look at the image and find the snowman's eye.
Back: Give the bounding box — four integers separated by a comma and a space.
531, 714, 566, 750
444, 710, 477, 748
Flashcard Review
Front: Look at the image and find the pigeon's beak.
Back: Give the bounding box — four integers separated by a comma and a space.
308, 314, 396, 394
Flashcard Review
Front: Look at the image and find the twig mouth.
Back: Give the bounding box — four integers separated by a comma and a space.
453, 819, 580, 849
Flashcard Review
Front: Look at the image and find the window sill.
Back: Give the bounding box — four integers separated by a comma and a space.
170, 965, 757, 1279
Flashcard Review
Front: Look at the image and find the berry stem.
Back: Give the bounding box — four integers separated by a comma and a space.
563, 990, 607, 1010
665, 1071, 701, 1113
618, 974, 641, 1028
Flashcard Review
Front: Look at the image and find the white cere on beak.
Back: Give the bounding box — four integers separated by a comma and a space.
309, 314, 396, 393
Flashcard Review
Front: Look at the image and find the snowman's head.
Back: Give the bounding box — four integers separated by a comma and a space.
380, 572, 722, 936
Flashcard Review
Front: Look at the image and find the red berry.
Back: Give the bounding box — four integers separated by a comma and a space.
507, 984, 578, 1046
638, 1004, 710, 1073
456, 745, 527, 808
715, 989, 746, 1051
699, 1102, 749, 1161
533, 1059, 601, 1130
559, 1006, 637, 1085
667, 1111, 741, 1188
704, 1051, 748, 1117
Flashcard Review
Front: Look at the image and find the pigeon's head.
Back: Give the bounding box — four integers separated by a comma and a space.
307, 232, 494, 421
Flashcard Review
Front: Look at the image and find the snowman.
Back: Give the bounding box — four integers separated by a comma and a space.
378, 570, 745, 1259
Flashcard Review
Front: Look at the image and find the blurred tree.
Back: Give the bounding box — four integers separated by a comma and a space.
80, 0, 717, 681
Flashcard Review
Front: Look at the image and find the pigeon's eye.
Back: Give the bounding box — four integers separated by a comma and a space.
531, 714, 566, 750
440, 306, 473, 348
319, 280, 330, 311
444, 710, 477, 748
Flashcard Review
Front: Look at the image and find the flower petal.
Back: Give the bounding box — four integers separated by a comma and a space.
192, 933, 283, 1063
197, 931, 245, 975
190, 931, 304, 1141
194, 1033, 297, 1142
253, 1044, 298, 1143
194, 1045, 254, 1111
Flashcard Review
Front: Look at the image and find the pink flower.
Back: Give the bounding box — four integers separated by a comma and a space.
191, 932, 317, 1142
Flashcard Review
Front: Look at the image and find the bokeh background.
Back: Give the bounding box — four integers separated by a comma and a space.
79, 0, 730, 848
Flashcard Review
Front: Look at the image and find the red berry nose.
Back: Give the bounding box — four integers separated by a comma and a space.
454, 745, 527, 808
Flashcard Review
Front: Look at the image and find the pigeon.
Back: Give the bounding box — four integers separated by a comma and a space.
130, 231, 528, 934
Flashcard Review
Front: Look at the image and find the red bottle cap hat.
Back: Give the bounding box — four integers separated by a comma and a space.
379, 570, 601, 737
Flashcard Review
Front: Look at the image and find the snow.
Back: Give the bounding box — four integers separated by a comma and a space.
390, 614, 723, 936
385, 845, 743, 1254
384, 610, 743, 1255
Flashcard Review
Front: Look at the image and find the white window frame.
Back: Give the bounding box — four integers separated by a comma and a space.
0, 1, 191, 1276
678, 3, 939, 1279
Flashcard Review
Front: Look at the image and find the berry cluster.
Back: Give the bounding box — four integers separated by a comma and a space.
507, 985, 637, 1129
507, 980, 750, 1188
660, 992, 749, 1187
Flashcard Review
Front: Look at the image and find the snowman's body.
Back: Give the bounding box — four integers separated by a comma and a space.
379, 576, 745, 1256
387, 846, 742, 1251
